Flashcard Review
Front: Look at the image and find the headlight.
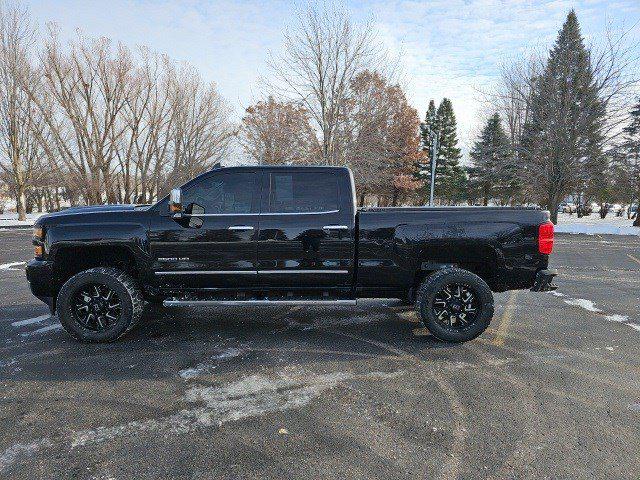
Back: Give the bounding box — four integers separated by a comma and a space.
33, 226, 44, 258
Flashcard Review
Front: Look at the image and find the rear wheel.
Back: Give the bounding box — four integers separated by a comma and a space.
57, 267, 144, 342
416, 268, 494, 343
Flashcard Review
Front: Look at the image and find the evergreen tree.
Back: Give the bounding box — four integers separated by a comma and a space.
521, 10, 606, 223
622, 98, 640, 225
436, 99, 466, 203
468, 113, 513, 205
418, 100, 438, 202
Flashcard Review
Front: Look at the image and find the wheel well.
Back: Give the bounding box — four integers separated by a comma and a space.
412, 258, 498, 293
53, 245, 138, 288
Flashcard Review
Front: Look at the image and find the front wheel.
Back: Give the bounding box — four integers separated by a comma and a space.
56, 267, 145, 343
416, 268, 494, 343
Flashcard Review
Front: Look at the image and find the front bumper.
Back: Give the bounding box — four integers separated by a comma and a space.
530, 269, 558, 292
25, 259, 56, 313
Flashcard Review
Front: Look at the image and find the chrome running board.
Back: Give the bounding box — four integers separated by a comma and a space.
163, 299, 357, 307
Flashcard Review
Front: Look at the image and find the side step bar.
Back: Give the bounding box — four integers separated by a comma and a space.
163, 299, 357, 307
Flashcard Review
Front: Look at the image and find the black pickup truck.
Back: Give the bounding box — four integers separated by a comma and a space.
26, 165, 556, 343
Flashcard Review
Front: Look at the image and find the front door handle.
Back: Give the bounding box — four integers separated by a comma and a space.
228, 225, 254, 231
322, 225, 349, 231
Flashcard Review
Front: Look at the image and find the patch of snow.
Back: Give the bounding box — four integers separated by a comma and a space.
0, 261, 26, 271
563, 298, 602, 313
604, 314, 628, 323
0, 212, 46, 228
0, 438, 53, 472
554, 212, 639, 236
11, 314, 50, 327
71, 369, 403, 447
549, 291, 565, 297
550, 291, 639, 334
178, 347, 244, 380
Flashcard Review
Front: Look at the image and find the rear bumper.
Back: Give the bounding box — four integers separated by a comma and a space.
25, 259, 56, 313
530, 269, 558, 292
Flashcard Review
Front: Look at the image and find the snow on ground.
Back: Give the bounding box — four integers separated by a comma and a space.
178, 347, 245, 380
0, 212, 46, 228
0, 262, 26, 271
551, 291, 640, 335
554, 212, 639, 236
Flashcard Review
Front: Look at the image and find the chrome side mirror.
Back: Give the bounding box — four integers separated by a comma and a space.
169, 188, 182, 217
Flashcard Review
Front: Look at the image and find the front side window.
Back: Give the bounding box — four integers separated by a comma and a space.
183, 172, 255, 215
269, 171, 338, 213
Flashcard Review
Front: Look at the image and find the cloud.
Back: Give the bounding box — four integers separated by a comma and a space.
366, 0, 640, 151
28, 0, 640, 157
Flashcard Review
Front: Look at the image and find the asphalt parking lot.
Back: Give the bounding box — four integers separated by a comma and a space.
1, 229, 639, 479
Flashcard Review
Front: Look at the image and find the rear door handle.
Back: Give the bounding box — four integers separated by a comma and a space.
228, 225, 254, 231
322, 225, 349, 231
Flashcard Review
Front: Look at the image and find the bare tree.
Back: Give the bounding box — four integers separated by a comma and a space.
266, 4, 384, 165
117, 49, 174, 203
164, 63, 235, 193
0, 0, 39, 220
32, 29, 133, 204
341, 70, 421, 206
239, 96, 319, 165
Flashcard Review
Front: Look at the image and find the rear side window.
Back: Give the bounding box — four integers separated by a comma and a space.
269, 172, 338, 213
183, 172, 255, 214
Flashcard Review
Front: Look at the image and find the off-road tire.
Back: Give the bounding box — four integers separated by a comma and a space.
416, 268, 494, 343
56, 267, 144, 343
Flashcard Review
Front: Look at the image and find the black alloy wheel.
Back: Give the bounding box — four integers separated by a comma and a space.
432, 283, 479, 329
415, 268, 494, 343
57, 267, 144, 342
71, 283, 123, 331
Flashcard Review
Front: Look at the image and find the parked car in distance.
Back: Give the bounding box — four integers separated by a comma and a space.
559, 202, 577, 213
26, 165, 557, 344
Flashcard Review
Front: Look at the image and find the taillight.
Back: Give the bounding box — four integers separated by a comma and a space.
538, 222, 554, 254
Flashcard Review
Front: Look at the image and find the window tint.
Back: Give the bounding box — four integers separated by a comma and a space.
183, 172, 255, 214
269, 171, 338, 213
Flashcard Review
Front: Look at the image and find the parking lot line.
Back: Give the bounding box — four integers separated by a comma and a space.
492, 291, 518, 346
11, 314, 50, 327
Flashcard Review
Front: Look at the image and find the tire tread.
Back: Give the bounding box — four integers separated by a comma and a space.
56, 267, 144, 342
415, 267, 494, 343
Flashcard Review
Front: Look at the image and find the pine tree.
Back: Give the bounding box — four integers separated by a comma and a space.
468, 113, 512, 205
436, 99, 466, 204
622, 98, 640, 226
417, 100, 438, 202
521, 10, 606, 223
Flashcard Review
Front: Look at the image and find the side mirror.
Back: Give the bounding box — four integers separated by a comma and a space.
169, 188, 182, 217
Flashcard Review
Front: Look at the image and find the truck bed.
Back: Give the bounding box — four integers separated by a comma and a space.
355, 206, 550, 294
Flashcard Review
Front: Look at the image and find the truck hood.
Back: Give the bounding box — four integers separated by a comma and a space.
36, 204, 150, 223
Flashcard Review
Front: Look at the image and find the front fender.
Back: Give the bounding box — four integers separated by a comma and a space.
46, 222, 150, 271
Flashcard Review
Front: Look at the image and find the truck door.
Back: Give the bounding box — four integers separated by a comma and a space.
256, 169, 355, 290
148, 170, 259, 289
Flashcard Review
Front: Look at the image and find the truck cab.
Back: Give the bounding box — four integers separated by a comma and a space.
148, 165, 357, 301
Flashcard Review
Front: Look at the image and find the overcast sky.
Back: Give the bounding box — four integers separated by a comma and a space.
28, 0, 640, 155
